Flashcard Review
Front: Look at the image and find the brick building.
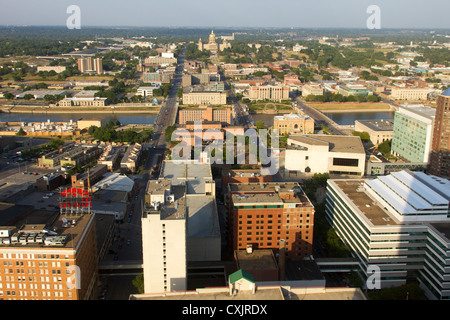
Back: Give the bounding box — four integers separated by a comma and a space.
429, 89, 450, 178
227, 182, 315, 260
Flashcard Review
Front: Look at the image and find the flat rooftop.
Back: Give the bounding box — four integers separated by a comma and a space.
398, 104, 436, 119
288, 134, 365, 154
355, 119, 394, 132
0, 210, 95, 249
235, 249, 278, 271
229, 182, 312, 206
331, 180, 399, 226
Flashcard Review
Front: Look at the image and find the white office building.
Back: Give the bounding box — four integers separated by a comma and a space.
285, 134, 366, 176
141, 161, 220, 294
325, 170, 450, 299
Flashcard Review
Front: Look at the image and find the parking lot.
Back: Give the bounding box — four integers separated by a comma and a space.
17, 189, 60, 211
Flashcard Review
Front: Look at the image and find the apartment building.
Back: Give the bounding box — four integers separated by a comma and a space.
248, 85, 289, 102
178, 106, 232, 125
0, 210, 98, 300
325, 170, 450, 299
120, 143, 142, 173
273, 113, 314, 135
77, 57, 103, 74
391, 105, 435, 163
429, 88, 450, 178
182, 92, 227, 105
227, 182, 315, 261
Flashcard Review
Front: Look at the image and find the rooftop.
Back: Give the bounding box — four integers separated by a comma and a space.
288, 134, 365, 154
398, 104, 436, 120
355, 119, 394, 132
331, 180, 399, 227
235, 249, 278, 272
0, 210, 95, 249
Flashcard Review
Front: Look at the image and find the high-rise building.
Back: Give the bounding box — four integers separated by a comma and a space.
248, 85, 290, 102
391, 105, 435, 163
429, 89, 450, 178
226, 182, 315, 260
77, 57, 103, 74
0, 208, 98, 300
178, 106, 232, 125
141, 161, 220, 294
325, 170, 450, 299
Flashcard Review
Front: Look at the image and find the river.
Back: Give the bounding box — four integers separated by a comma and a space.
0, 112, 158, 125
0, 110, 395, 127
251, 111, 395, 126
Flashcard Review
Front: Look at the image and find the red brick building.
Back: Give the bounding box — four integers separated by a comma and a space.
429, 89, 450, 178
227, 182, 315, 261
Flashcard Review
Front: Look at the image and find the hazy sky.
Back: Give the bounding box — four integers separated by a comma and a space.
1, 0, 449, 29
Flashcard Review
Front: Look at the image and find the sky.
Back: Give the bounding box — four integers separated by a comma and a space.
0, 0, 449, 29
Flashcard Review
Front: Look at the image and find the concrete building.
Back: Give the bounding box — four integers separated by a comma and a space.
37, 66, 67, 73
325, 170, 450, 299
142, 71, 173, 84
338, 84, 372, 97
429, 89, 450, 178
178, 106, 232, 125
248, 85, 289, 102
302, 83, 324, 97
141, 161, 220, 294
391, 105, 436, 163
77, 120, 102, 130
182, 92, 227, 105
354, 119, 394, 145
144, 56, 177, 66
391, 87, 430, 101
285, 134, 366, 176
136, 86, 160, 98
273, 113, 314, 135
0, 210, 98, 300
58, 97, 107, 107
227, 181, 315, 261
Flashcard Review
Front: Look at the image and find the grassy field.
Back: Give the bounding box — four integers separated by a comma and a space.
308, 102, 392, 111
249, 103, 293, 111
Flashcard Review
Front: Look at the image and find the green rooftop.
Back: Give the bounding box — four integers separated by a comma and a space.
229, 269, 255, 284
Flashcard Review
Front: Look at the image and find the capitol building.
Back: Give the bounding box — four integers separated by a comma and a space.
198, 30, 231, 54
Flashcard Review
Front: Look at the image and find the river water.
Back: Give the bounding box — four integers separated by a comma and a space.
251, 111, 395, 126
0, 111, 395, 126
0, 112, 158, 125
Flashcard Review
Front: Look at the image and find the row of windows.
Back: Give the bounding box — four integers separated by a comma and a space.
0, 253, 71, 260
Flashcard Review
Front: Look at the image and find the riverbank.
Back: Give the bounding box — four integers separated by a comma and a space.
0, 105, 161, 114
307, 102, 395, 113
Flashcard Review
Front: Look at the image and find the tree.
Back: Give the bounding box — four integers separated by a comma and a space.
23, 94, 34, 100
3, 92, 14, 100
16, 128, 26, 136
378, 139, 392, 155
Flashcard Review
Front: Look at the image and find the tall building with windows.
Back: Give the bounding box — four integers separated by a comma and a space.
227, 182, 315, 261
325, 170, 450, 300
429, 89, 450, 178
141, 161, 220, 294
77, 57, 103, 74
273, 113, 314, 135
248, 85, 289, 102
0, 210, 98, 300
391, 105, 435, 163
